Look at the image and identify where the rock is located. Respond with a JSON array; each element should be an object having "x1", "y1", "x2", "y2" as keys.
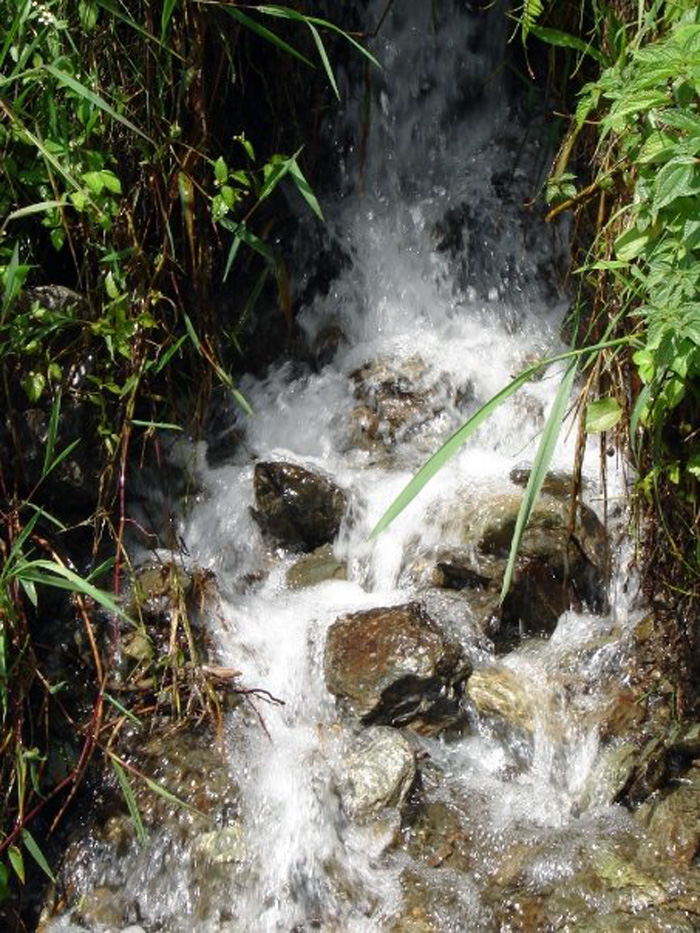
[
  {"x1": 445, "y1": 491, "x2": 609, "y2": 645},
  {"x1": 252, "y1": 461, "x2": 347, "y2": 551},
  {"x1": 465, "y1": 666, "x2": 534, "y2": 733},
  {"x1": 577, "y1": 743, "x2": 638, "y2": 812},
  {"x1": 667, "y1": 721, "x2": 700, "y2": 758},
  {"x1": 340, "y1": 727, "x2": 416, "y2": 819},
  {"x1": 193, "y1": 822, "x2": 246, "y2": 864},
  {"x1": 312, "y1": 323, "x2": 347, "y2": 368},
  {"x1": 324, "y1": 602, "x2": 470, "y2": 732},
  {"x1": 400, "y1": 800, "x2": 471, "y2": 873},
  {"x1": 597, "y1": 688, "x2": 647, "y2": 743},
  {"x1": 286, "y1": 544, "x2": 347, "y2": 589},
  {"x1": 132, "y1": 562, "x2": 192, "y2": 618},
  {"x1": 509, "y1": 468, "x2": 585, "y2": 498},
  {"x1": 77, "y1": 886, "x2": 125, "y2": 929},
  {"x1": 349, "y1": 357, "x2": 451, "y2": 455},
  {"x1": 636, "y1": 764, "x2": 700, "y2": 866},
  {"x1": 622, "y1": 736, "x2": 668, "y2": 805}
]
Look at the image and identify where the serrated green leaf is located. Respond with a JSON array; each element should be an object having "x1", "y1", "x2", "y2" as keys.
[
  {"x1": 614, "y1": 225, "x2": 657, "y2": 262},
  {"x1": 654, "y1": 158, "x2": 699, "y2": 211},
  {"x1": 23, "y1": 371, "x2": 46, "y2": 403},
  {"x1": 585, "y1": 396, "x2": 623, "y2": 433}
]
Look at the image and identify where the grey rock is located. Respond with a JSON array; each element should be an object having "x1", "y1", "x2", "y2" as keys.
[
  {"x1": 341, "y1": 727, "x2": 416, "y2": 818},
  {"x1": 286, "y1": 544, "x2": 347, "y2": 589}
]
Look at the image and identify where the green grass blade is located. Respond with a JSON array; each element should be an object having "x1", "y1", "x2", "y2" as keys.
[
  {"x1": 19, "y1": 559, "x2": 133, "y2": 623},
  {"x1": 161, "y1": 0, "x2": 179, "y2": 41},
  {"x1": 110, "y1": 758, "x2": 147, "y2": 846},
  {"x1": 289, "y1": 157, "x2": 324, "y2": 221},
  {"x1": 499, "y1": 359, "x2": 578, "y2": 603},
  {"x1": 0, "y1": 0, "x2": 30, "y2": 71},
  {"x1": 307, "y1": 22, "x2": 339, "y2": 99},
  {"x1": 44, "y1": 65, "x2": 152, "y2": 143},
  {"x1": 21, "y1": 829, "x2": 55, "y2": 882},
  {"x1": 41, "y1": 392, "x2": 62, "y2": 480},
  {"x1": 104, "y1": 692, "x2": 142, "y2": 725},
  {"x1": 370, "y1": 364, "x2": 542, "y2": 538},
  {"x1": 256, "y1": 6, "x2": 382, "y2": 69},
  {"x1": 4, "y1": 200, "x2": 66, "y2": 224},
  {"x1": 94, "y1": 0, "x2": 185, "y2": 58},
  {"x1": 223, "y1": 8, "x2": 314, "y2": 68}
]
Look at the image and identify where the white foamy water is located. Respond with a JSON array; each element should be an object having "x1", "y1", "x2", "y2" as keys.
[{"x1": 50, "y1": 3, "x2": 647, "y2": 931}]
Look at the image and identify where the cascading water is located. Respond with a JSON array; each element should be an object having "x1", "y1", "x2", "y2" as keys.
[{"x1": 47, "y1": 3, "x2": 699, "y2": 932}]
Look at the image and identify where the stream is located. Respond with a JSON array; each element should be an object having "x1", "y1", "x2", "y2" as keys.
[{"x1": 46, "y1": 2, "x2": 700, "y2": 931}]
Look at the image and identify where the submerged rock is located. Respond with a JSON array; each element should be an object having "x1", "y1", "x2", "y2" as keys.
[
  {"x1": 340, "y1": 727, "x2": 416, "y2": 819},
  {"x1": 252, "y1": 460, "x2": 347, "y2": 551},
  {"x1": 324, "y1": 602, "x2": 469, "y2": 732},
  {"x1": 286, "y1": 543, "x2": 347, "y2": 589}
]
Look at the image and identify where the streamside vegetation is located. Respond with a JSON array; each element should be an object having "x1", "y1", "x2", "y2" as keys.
[{"x1": 0, "y1": 0, "x2": 373, "y2": 917}]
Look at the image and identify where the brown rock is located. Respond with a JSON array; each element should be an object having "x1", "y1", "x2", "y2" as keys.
[{"x1": 324, "y1": 602, "x2": 469, "y2": 731}]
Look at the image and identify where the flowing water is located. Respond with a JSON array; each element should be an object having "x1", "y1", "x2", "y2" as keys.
[{"x1": 48, "y1": 3, "x2": 689, "y2": 932}]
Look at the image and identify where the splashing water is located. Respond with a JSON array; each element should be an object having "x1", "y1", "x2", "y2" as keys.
[{"x1": 51, "y1": 3, "x2": 661, "y2": 932}]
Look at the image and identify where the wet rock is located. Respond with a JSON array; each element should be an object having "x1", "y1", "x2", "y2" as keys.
[
  {"x1": 193, "y1": 822, "x2": 246, "y2": 864},
  {"x1": 312, "y1": 323, "x2": 347, "y2": 368},
  {"x1": 286, "y1": 544, "x2": 347, "y2": 589},
  {"x1": 636, "y1": 764, "x2": 700, "y2": 866},
  {"x1": 340, "y1": 727, "x2": 416, "y2": 819},
  {"x1": 131, "y1": 562, "x2": 192, "y2": 618},
  {"x1": 400, "y1": 800, "x2": 472, "y2": 873},
  {"x1": 509, "y1": 467, "x2": 583, "y2": 498},
  {"x1": 623, "y1": 736, "x2": 668, "y2": 805},
  {"x1": 446, "y1": 491, "x2": 609, "y2": 645},
  {"x1": 324, "y1": 602, "x2": 470, "y2": 732},
  {"x1": 577, "y1": 743, "x2": 639, "y2": 812},
  {"x1": 597, "y1": 688, "x2": 647, "y2": 743},
  {"x1": 465, "y1": 666, "x2": 534, "y2": 733},
  {"x1": 667, "y1": 721, "x2": 700, "y2": 758},
  {"x1": 349, "y1": 357, "x2": 452, "y2": 455},
  {"x1": 77, "y1": 885, "x2": 125, "y2": 929},
  {"x1": 252, "y1": 460, "x2": 347, "y2": 551}
]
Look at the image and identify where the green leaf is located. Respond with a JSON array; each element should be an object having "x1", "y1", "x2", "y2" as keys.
[
  {"x1": 653, "y1": 158, "x2": 699, "y2": 212},
  {"x1": 0, "y1": 863, "x2": 9, "y2": 902},
  {"x1": 585, "y1": 396, "x2": 623, "y2": 433},
  {"x1": 110, "y1": 758, "x2": 147, "y2": 846},
  {"x1": 614, "y1": 225, "x2": 658, "y2": 262},
  {"x1": 8, "y1": 847, "x2": 24, "y2": 884},
  {"x1": 500, "y1": 360, "x2": 578, "y2": 602},
  {"x1": 19, "y1": 559, "x2": 133, "y2": 623},
  {"x1": 289, "y1": 159, "x2": 324, "y2": 221},
  {"x1": 214, "y1": 156, "x2": 227, "y2": 185},
  {"x1": 223, "y1": 8, "x2": 313, "y2": 68},
  {"x1": 44, "y1": 66, "x2": 152, "y2": 143},
  {"x1": 160, "y1": 0, "x2": 178, "y2": 41},
  {"x1": 23, "y1": 371, "x2": 46, "y2": 403},
  {"x1": 307, "y1": 22, "x2": 339, "y2": 99},
  {"x1": 529, "y1": 26, "x2": 607, "y2": 64},
  {"x1": 104, "y1": 692, "x2": 142, "y2": 725},
  {"x1": 21, "y1": 830, "x2": 55, "y2": 882},
  {"x1": 256, "y1": 6, "x2": 382, "y2": 69}
]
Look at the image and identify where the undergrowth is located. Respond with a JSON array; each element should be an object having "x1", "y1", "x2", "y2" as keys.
[{"x1": 0, "y1": 0, "x2": 374, "y2": 913}]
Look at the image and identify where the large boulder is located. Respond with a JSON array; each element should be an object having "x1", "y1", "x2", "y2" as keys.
[
  {"x1": 252, "y1": 460, "x2": 347, "y2": 551},
  {"x1": 324, "y1": 602, "x2": 470, "y2": 732}
]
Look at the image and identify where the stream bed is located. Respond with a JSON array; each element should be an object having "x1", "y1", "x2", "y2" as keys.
[{"x1": 45, "y1": 2, "x2": 700, "y2": 931}]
